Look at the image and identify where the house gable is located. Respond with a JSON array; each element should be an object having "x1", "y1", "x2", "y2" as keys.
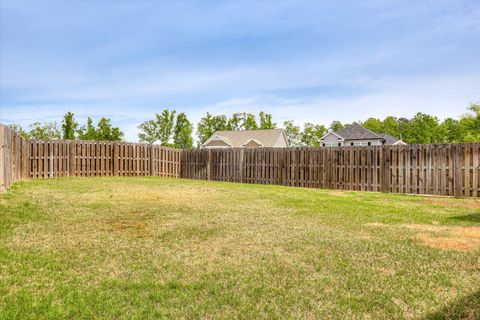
[
  {"x1": 201, "y1": 135, "x2": 232, "y2": 148},
  {"x1": 242, "y1": 138, "x2": 263, "y2": 148},
  {"x1": 319, "y1": 132, "x2": 344, "y2": 143},
  {"x1": 274, "y1": 131, "x2": 289, "y2": 147}
]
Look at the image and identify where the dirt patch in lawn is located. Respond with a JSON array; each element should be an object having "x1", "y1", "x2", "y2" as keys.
[
  {"x1": 373, "y1": 267, "x2": 396, "y2": 276},
  {"x1": 107, "y1": 220, "x2": 150, "y2": 238},
  {"x1": 415, "y1": 233, "x2": 478, "y2": 252},
  {"x1": 406, "y1": 224, "x2": 480, "y2": 252},
  {"x1": 366, "y1": 223, "x2": 480, "y2": 252},
  {"x1": 101, "y1": 211, "x2": 153, "y2": 239},
  {"x1": 329, "y1": 191, "x2": 348, "y2": 197},
  {"x1": 365, "y1": 222, "x2": 389, "y2": 228}
]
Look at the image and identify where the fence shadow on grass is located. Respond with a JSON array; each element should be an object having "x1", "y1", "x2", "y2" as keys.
[
  {"x1": 449, "y1": 213, "x2": 480, "y2": 223},
  {"x1": 422, "y1": 289, "x2": 480, "y2": 320}
]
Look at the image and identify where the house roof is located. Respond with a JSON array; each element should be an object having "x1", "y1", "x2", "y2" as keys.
[
  {"x1": 335, "y1": 124, "x2": 382, "y2": 140},
  {"x1": 202, "y1": 129, "x2": 286, "y2": 148},
  {"x1": 377, "y1": 133, "x2": 403, "y2": 145}
]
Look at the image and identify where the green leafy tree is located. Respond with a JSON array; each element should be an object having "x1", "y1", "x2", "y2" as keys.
[
  {"x1": 156, "y1": 110, "x2": 176, "y2": 146},
  {"x1": 61, "y1": 112, "x2": 78, "y2": 140},
  {"x1": 173, "y1": 112, "x2": 193, "y2": 149},
  {"x1": 301, "y1": 123, "x2": 327, "y2": 147},
  {"x1": 227, "y1": 113, "x2": 244, "y2": 131},
  {"x1": 440, "y1": 118, "x2": 461, "y2": 143},
  {"x1": 7, "y1": 124, "x2": 29, "y2": 139},
  {"x1": 138, "y1": 120, "x2": 158, "y2": 144},
  {"x1": 96, "y1": 118, "x2": 123, "y2": 141},
  {"x1": 403, "y1": 113, "x2": 442, "y2": 144},
  {"x1": 382, "y1": 116, "x2": 401, "y2": 138},
  {"x1": 227, "y1": 112, "x2": 258, "y2": 130},
  {"x1": 259, "y1": 111, "x2": 276, "y2": 129},
  {"x1": 396, "y1": 117, "x2": 410, "y2": 142},
  {"x1": 432, "y1": 123, "x2": 448, "y2": 144},
  {"x1": 77, "y1": 117, "x2": 123, "y2": 141},
  {"x1": 283, "y1": 120, "x2": 301, "y2": 147},
  {"x1": 362, "y1": 118, "x2": 383, "y2": 133},
  {"x1": 458, "y1": 103, "x2": 480, "y2": 142},
  {"x1": 329, "y1": 121, "x2": 343, "y2": 132},
  {"x1": 197, "y1": 113, "x2": 228, "y2": 145},
  {"x1": 77, "y1": 117, "x2": 98, "y2": 140},
  {"x1": 28, "y1": 122, "x2": 61, "y2": 140},
  {"x1": 242, "y1": 113, "x2": 258, "y2": 130}
]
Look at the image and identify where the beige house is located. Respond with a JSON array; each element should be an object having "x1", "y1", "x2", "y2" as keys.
[
  {"x1": 201, "y1": 129, "x2": 289, "y2": 149},
  {"x1": 319, "y1": 124, "x2": 407, "y2": 147}
]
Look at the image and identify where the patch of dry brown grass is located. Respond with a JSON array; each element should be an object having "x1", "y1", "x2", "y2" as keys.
[{"x1": 366, "y1": 223, "x2": 480, "y2": 252}]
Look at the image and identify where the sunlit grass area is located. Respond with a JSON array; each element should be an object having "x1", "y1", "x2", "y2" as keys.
[{"x1": 1, "y1": 177, "x2": 479, "y2": 319}]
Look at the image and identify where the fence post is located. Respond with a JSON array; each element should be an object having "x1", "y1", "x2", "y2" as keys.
[
  {"x1": 177, "y1": 149, "x2": 182, "y2": 178},
  {"x1": 277, "y1": 149, "x2": 281, "y2": 185},
  {"x1": 69, "y1": 141, "x2": 76, "y2": 177},
  {"x1": 149, "y1": 144, "x2": 154, "y2": 176},
  {"x1": 473, "y1": 143, "x2": 479, "y2": 198},
  {"x1": 21, "y1": 137, "x2": 28, "y2": 179},
  {"x1": 383, "y1": 146, "x2": 391, "y2": 193},
  {"x1": 48, "y1": 141, "x2": 54, "y2": 178},
  {"x1": 453, "y1": 144, "x2": 463, "y2": 197},
  {"x1": 0, "y1": 125, "x2": 5, "y2": 191},
  {"x1": 113, "y1": 142, "x2": 118, "y2": 176},
  {"x1": 239, "y1": 148, "x2": 245, "y2": 183},
  {"x1": 207, "y1": 149, "x2": 212, "y2": 181}
]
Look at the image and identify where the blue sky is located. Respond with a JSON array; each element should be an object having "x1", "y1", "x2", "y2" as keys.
[{"x1": 0, "y1": 0, "x2": 479, "y2": 141}]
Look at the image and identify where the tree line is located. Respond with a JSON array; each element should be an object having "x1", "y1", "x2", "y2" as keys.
[
  {"x1": 7, "y1": 103, "x2": 480, "y2": 147},
  {"x1": 9, "y1": 113, "x2": 123, "y2": 141}
]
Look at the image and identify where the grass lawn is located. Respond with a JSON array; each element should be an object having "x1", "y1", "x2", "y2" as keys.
[{"x1": 1, "y1": 177, "x2": 479, "y2": 319}]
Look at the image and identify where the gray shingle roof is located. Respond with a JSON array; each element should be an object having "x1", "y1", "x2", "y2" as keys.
[
  {"x1": 335, "y1": 124, "x2": 381, "y2": 140},
  {"x1": 377, "y1": 133, "x2": 402, "y2": 145}
]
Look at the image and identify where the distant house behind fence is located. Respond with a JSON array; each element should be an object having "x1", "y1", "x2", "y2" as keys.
[
  {"x1": 319, "y1": 124, "x2": 407, "y2": 147},
  {"x1": 201, "y1": 129, "x2": 289, "y2": 149}
]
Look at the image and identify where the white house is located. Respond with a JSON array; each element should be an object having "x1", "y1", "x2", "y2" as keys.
[{"x1": 319, "y1": 124, "x2": 407, "y2": 147}]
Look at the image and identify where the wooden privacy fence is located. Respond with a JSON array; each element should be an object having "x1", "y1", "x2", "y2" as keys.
[
  {"x1": 181, "y1": 145, "x2": 480, "y2": 197},
  {"x1": 28, "y1": 140, "x2": 181, "y2": 178},
  {"x1": 0, "y1": 123, "x2": 181, "y2": 191},
  {"x1": 0, "y1": 125, "x2": 29, "y2": 190},
  {"x1": 1, "y1": 124, "x2": 479, "y2": 197}
]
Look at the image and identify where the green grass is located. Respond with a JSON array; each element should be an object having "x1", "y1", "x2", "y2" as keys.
[{"x1": 1, "y1": 177, "x2": 479, "y2": 319}]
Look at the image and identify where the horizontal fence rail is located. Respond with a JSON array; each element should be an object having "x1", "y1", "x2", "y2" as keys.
[
  {"x1": 181, "y1": 145, "x2": 480, "y2": 197},
  {"x1": 1, "y1": 124, "x2": 479, "y2": 197}
]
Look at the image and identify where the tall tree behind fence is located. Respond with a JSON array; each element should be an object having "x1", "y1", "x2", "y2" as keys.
[
  {"x1": 1, "y1": 124, "x2": 479, "y2": 197},
  {"x1": 181, "y1": 145, "x2": 480, "y2": 197}
]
